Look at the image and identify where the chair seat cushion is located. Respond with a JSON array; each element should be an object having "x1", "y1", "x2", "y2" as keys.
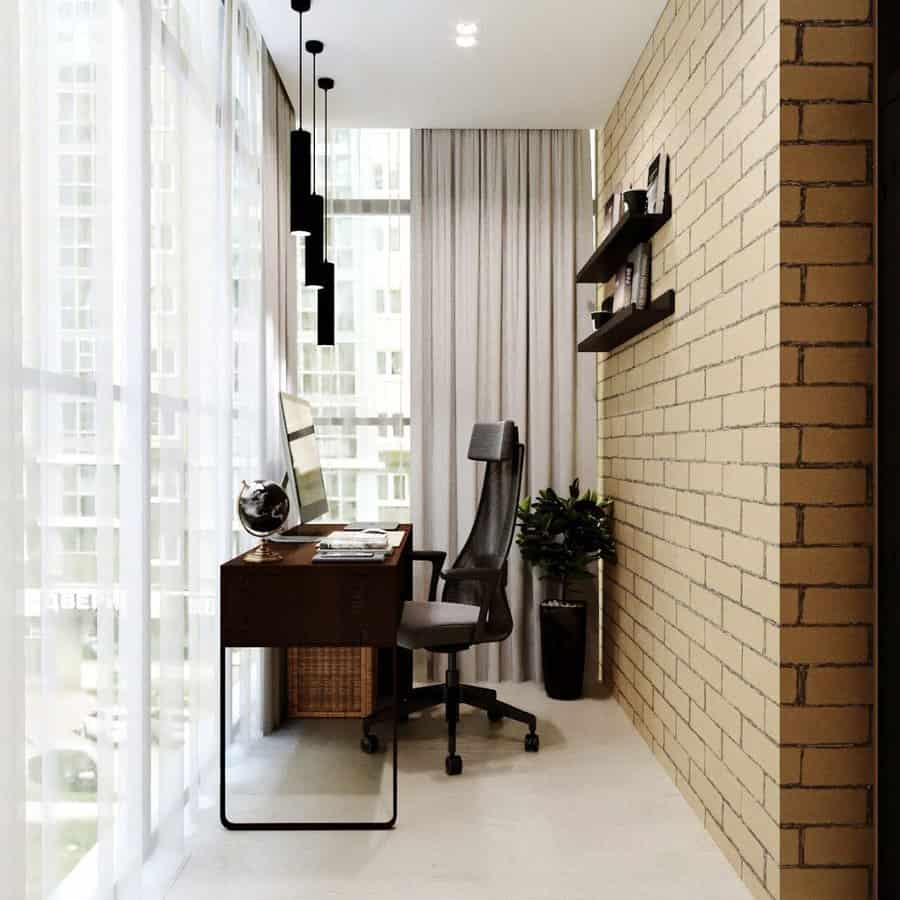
[{"x1": 397, "y1": 601, "x2": 480, "y2": 650}]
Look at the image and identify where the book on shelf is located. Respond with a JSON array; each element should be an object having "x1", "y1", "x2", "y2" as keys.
[
  {"x1": 613, "y1": 242, "x2": 651, "y2": 312},
  {"x1": 627, "y1": 242, "x2": 651, "y2": 309},
  {"x1": 638, "y1": 245, "x2": 651, "y2": 308},
  {"x1": 612, "y1": 267, "x2": 627, "y2": 312}
]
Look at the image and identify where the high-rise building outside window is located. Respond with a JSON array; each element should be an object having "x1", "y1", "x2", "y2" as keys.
[{"x1": 297, "y1": 129, "x2": 411, "y2": 523}]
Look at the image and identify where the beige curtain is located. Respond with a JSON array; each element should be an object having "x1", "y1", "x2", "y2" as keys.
[
  {"x1": 411, "y1": 129, "x2": 596, "y2": 684},
  {"x1": 260, "y1": 51, "x2": 297, "y2": 732}
]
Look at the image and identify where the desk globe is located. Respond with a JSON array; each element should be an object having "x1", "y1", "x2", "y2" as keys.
[{"x1": 237, "y1": 479, "x2": 291, "y2": 563}]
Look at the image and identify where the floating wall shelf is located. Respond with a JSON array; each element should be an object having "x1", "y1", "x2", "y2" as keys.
[
  {"x1": 576, "y1": 196, "x2": 672, "y2": 285},
  {"x1": 578, "y1": 290, "x2": 675, "y2": 353}
]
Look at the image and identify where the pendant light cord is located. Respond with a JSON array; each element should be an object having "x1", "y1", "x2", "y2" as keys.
[
  {"x1": 312, "y1": 52, "x2": 317, "y2": 194},
  {"x1": 324, "y1": 87, "x2": 328, "y2": 206},
  {"x1": 298, "y1": 12, "x2": 303, "y2": 126}
]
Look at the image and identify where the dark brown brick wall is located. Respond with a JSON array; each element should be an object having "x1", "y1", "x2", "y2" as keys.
[{"x1": 780, "y1": 1, "x2": 875, "y2": 897}]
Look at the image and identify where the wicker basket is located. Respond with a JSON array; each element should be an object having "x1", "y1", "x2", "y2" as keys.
[{"x1": 286, "y1": 646, "x2": 375, "y2": 718}]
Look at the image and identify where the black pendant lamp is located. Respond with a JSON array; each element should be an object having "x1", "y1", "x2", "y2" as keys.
[
  {"x1": 289, "y1": 0, "x2": 313, "y2": 236},
  {"x1": 303, "y1": 39, "x2": 326, "y2": 291},
  {"x1": 316, "y1": 75, "x2": 335, "y2": 346}
]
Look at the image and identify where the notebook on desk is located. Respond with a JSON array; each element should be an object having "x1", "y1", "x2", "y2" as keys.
[
  {"x1": 311, "y1": 530, "x2": 406, "y2": 563},
  {"x1": 317, "y1": 530, "x2": 406, "y2": 550},
  {"x1": 319, "y1": 530, "x2": 388, "y2": 550},
  {"x1": 312, "y1": 549, "x2": 388, "y2": 563}
]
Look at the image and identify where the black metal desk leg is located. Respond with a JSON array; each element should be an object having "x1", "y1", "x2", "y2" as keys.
[
  {"x1": 220, "y1": 643, "x2": 398, "y2": 831},
  {"x1": 390, "y1": 643, "x2": 398, "y2": 826},
  {"x1": 219, "y1": 642, "x2": 230, "y2": 829}
]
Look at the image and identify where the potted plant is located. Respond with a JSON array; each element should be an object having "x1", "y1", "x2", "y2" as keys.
[{"x1": 516, "y1": 479, "x2": 616, "y2": 700}]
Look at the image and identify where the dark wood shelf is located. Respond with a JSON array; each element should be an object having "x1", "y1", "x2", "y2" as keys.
[
  {"x1": 576, "y1": 196, "x2": 672, "y2": 284},
  {"x1": 578, "y1": 291, "x2": 675, "y2": 353}
]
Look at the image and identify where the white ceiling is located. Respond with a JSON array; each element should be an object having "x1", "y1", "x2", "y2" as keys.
[{"x1": 250, "y1": 0, "x2": 668, "y2": 129}]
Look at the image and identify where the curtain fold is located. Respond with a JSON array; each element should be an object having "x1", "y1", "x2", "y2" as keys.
[
  {"x1": 5, "y1": 0, "x2": 283, "y2": 896},
  {"x1": 259, "y1": 51, "x2": 297, "y2": 735},
  {"x1": 1, "y1": 2, "x2": 25, "y2": 893},
  {"x1": 412, "y1": 129, "x2": 596, "y2": 684}
]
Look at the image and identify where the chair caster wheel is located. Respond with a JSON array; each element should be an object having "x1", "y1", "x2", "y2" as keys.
[
  {"x1": 360, "y1": 733, "x2": 379, "y2": 754},
  {"x1": 445, "y1": 754, "x2": 463, "y2": 776},
  {"x1": 524, "y1": 732, "x2": 540, "y2": 753},
  {"x1": 487, "y1": 709, "x2": 503, "y2": 723}
]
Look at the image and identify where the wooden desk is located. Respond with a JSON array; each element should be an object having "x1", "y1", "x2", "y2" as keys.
[{"x1": 219, "y1": 524, "x2": 413, "y2": 830}]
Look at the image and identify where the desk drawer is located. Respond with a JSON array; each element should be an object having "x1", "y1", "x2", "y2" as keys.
[
  {"x1": 221, "y1": 568, "x2": 404, "y2": 647},
  {"x1": 286, "y1": 646, "x2": 375, "y2": 718}
]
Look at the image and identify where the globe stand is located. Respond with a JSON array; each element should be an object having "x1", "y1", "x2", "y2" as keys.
[
  {"x1": 237, "y1": 479, "x2": 291, "y2": 563},
  {"x1": 243, "y1": 538, "x2": 283, "y2": 564}
]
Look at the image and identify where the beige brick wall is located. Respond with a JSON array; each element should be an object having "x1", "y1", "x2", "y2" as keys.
[
  {"x1": 595, "y1": 1, "x2": 877, "y2": 898},
  {"x1": 596, "y1": 1, "x2": 782, "y2": 896},
  {"x1": 779, "y1": 2, "x2": 875, "y2": 898}
]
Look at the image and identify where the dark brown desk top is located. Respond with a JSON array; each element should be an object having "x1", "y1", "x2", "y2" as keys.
[
  {"x1": 220, "y1": 524, "x2": 413, "y2": 648},
  {"x1": 222, "y1": 523, "x2": 411, "y2": 570}
]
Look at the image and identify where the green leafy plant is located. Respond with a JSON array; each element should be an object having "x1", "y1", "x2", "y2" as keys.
[{"x1": 515, "y1": 479, "x2": 616, "y2": 605}]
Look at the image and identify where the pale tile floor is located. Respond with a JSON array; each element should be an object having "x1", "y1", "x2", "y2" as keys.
[{"x1": 167, "y1": 683, "x2": 750, "y2": 900}]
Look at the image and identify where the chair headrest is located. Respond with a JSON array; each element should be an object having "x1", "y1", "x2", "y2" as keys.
[{"x1": 468, "y1": 421, "x2": 518, "y2": 461}]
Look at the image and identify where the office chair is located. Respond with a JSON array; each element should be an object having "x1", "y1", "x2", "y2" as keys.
[{"x1": 361, "y1": 421, "x2": 538, "y2": 775}]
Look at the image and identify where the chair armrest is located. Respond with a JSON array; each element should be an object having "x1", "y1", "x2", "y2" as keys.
[
  {"x1": 441, "y1": 567, "x2": 500, "y2": 583},
  {"x1": 441, "y1": 568, "x2": 503, "y2": 640},
  {"x1": 411, "y1": 550, "x2": 447, "y2": 603}
]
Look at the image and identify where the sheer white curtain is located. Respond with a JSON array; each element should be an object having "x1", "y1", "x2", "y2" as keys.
[
  {"x1": 4, "y1": 1, "x2": 271, "y2": 897},
  {"x1": 411, "y1": 129, "x2": 596, "y2": 684},
  {"x1": 259, "y1": 51, "x2": 297, "y2": 735},
  {"x1": 1, "y1": 5, "x2": 26, "y2": 895},
  {"x1": 227, "y1": 0, "x2": 267, "y2": 748}
]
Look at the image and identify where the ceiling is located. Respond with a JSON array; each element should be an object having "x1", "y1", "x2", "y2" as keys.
[{"x1": 250, "y1": 0, "x2": 668, "y2": 129}]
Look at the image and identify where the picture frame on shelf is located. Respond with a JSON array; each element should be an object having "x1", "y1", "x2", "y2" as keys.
[
  {"x1": 600, "y1": 188, "x2": 622, "y2": 241},
  {"x1": 646, "y1": 150, "x2": 669, "y2": 215}
]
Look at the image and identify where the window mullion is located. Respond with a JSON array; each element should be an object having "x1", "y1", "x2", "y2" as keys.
[{"x1": 118, "y1": 0, "x2": 153, "y2": 872}]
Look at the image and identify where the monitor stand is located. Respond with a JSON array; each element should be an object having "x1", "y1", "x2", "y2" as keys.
[
  {"x1": 269, "y1": 533, "x2": 319, "y2": 544},
  {"x1": 270, "y1": 523, "x2": 329, "y2": 544},
  {"x1": 345, "y1": 521, "x2": 399, "y2": 532}
]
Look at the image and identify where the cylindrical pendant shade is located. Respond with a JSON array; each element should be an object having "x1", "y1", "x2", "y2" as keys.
[
  {"x1": 303, "y1": 193, "x2": 325, "y2": 290},
  {"x1": 315, "y1": 74, "x2": 335, "y2": 345},
  {"x1": 316, "y1": 262, "x2": 335, "y2": 346},
  {"x1": 290, "y1": 129, "x2": 313, "y2": 236}
]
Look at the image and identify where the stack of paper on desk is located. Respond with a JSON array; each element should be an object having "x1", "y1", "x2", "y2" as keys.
[{"x1": 318, "y1": 531, "x2": 389, "y2": 550}]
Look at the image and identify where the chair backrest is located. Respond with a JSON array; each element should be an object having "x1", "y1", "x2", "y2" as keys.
[{"x1": 445, "y1": 421, "x2": 525, "y2": 643}]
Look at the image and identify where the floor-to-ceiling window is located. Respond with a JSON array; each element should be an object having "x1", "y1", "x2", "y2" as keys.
[
  {"x1": 297, "y1": 129, "x2": 411, "y2": 523},
  {"x1": 10, "y1": 1, "x2": 266, "y2": 897}
]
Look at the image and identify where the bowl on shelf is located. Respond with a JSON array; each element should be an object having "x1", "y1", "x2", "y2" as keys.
[
  {"x1": 623, "y1": 189, "x2": 648, "y2": 216},
  {"x1": 591, "y1": 309, "x2": 614, "y2": 329}
]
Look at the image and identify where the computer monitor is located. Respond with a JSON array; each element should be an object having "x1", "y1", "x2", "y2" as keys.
[{"x1": 279, "y1": 392, "x2": 329, "y2": 525}]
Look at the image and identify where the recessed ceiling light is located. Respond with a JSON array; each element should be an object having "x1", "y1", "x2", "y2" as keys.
[
  {"x1": 455, "y1": 34, "x2": 478, "y2": 48},
  {"x1": 456, "y1": 21, "x2": 478, "y2": 36}
]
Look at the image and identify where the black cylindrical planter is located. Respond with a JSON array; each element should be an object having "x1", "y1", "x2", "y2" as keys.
[{"x1": 540, "y1": 600, "x2": 586, "y2": 700}]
